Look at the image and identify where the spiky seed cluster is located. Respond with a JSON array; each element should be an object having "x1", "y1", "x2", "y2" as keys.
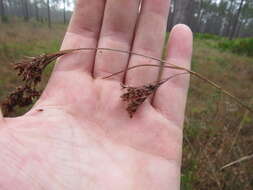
[
  {"x1": 14, "y1": 54, "x2": 46, "y2": 85},
  {"x1": 121, "y1": 84, "x2": 160, "y2": 118},
  {"x1": 1, "y1": 85, "x2": 40, "y2": 116},
  {"x1": 14, "y1": 53, "x2": 65, "y2": 85},
  {"x1": 2, "y1": 52, "x2": 66, "y2": 116}
]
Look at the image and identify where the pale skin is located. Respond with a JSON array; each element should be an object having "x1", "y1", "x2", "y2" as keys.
[{"x1": 0, "y1": 0, "x2": 193, "y2": 189}]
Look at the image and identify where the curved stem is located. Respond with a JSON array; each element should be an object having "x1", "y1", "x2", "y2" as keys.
[
  {"x1": 102, "y1": 64, "x2": 252, "y2": 113},
  {"x1": 30, "y1": 47, "x2": 253, "y2": 113}
]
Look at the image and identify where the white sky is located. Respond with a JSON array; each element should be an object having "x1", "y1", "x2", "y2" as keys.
[{"x1": 58, "y1": 1, "x2": 75, "y2": 11}]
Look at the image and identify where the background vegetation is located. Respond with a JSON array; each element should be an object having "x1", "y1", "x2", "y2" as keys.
[
  {"x1": 170, "y1": 0, "x2": 253, "y2": 39},
  {"x1": 1, "y1": 0, "x2": 253, "y2": 38},
  {"x1": 0, "y1": 0, "x2": 253, "y2": 189}
]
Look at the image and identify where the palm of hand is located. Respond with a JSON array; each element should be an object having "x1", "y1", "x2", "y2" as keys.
[
  {"x1": 2, "y1": 73, "x2": 181, "y2": 189},
  {"x1": 0, "y1": 0, "x2": 192, "y2": 189}
]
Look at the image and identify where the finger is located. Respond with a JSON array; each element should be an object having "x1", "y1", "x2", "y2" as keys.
[
  {"x1": 153, "y1": 24, "x2": 193, "y2": 127},
  {"x1": 126, "y1": 0, "x2": 170, "y2": 86},
  {"x1": 94, "y1": 0, "x2": 141, "y2": 80},
  {"x1": 53, "y1": 0, "x2": 106, "y2": 74},
  {"x1": 38, "y1": 0, "x2": 106, "y2": 107}
]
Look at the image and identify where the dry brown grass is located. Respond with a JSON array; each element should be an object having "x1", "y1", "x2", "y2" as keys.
[{"x1": 182, "y1": 38, "x2": 253, "y2": 189}]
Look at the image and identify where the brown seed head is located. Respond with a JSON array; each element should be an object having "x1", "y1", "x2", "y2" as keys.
[
  {"x1": 121, "y1": 83, "x2": 160, "y2": 118},
  {"x1": 14, "y1": 53, "x2": 64, "y2": 86}
]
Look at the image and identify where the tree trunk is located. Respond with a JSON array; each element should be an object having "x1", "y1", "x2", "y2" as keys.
[
  {"x1": 187, "y1": 1, "x2": 195, "y2": 30},
  {"x1": 235, "y1": 20, "x2": 242, "y2": 38},
  {"x1": 63, "y1": 0, "x2": 66, "y2": 24},
  {"x1": 47, "y1": 0, "x2": 51, "y2": 28},
  {"x1": 167, "y1": 0, "x2": 174, "y2": 32},
  {"x1": 172, "y1": 0, "x2": 192, "y2": 26},
  {"x1": 167, "y1": 11, "x2": 174, "y2": 32},
  {"x1": 22, "y1": 0, "x2": 30, "y2": 21},
  {"x1": 196, "y1": 0, "x2": 203, "y2": 32},
  {"x1": 229, "y1": 0, "x2": 244, "y2": 40},
  {"x1": 0, "y1": 0, "x2": 7, "y2": 22},
  {"x1": 235, "y1": 16, "x2": 248, "y2": 38},
  {"x1": 34, "y1": 0, "x2": 39, "y2": 21}
]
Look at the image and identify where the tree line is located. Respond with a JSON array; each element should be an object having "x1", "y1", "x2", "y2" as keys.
[
  {"x1": 169, "y1": 0, "x2": 253, "y2": 39},
  {"x1": 0, "y1": 0, "x2": 253, "y2": 38},
  {"x1": 0, "y1": 0, "x2": 72, "y2": 28}
]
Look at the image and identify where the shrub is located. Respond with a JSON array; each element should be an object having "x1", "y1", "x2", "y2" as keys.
[
  {"x1": 195, "y1": 33, "x2": 223, "y2": 41},
  {"x1": 218, "y1": 38, "x2": 253, "y2": 57}
]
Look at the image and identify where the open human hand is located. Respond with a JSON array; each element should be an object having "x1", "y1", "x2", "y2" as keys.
[{"x1": 0, "y1": 0, "x2": 192, "y2": 189}]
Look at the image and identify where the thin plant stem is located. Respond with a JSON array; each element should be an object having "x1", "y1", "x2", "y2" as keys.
[
  {"x1": 102, "y1": 64, "x2": 252, "y2": 113},
  {"x1": 43, "y1": 47, "x2": 252, "y2": 112},
  {"x1": 229, "y1": 97, "x2": 253, "y2": 153},
  {"x1": 220, "y1": 154, "x2": 253, "y2": 170},
  {"x1": 2, "y1": 47, "x2": 253, "y2": 116},
  {"x1": 51, "y1": 47, "x2": 252, "y2": 112}
]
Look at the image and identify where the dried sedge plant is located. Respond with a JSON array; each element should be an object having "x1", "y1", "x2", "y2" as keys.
[
  {"x1": 1, "y1": 47, "x2": 252, "y2": 117},
  {"x1": 1, "y1": 50, "x2": 72, "y2": 116},
  {"x1": 1, "y1": 85, "x2": 40, "y2": 115},
  {"x1": 121, "y1": 73, "x2": 187, "y2": 117},
  {"x1": 14, "y1": 53, "x2": 66, "y2": 85}
]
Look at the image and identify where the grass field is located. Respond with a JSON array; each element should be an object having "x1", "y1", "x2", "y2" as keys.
[{"x1": 0, "y1": 21, "x2": 253, "y2": 189}]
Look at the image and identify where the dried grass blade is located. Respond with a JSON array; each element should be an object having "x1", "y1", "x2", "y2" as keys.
[{"x1": 220, "y1": 154, "x2": 253, "y2": 170}]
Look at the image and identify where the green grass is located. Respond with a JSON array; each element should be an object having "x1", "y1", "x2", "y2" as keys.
[
  {"x1": 0, "y1": 22, "x2": 253, "y2": 189},
  {"x1": 0, "y1": 21, "x2": 65, "y2": 107},
  {"x1": 218, "y1": 37, "x2": 253, "y2": 57}
]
